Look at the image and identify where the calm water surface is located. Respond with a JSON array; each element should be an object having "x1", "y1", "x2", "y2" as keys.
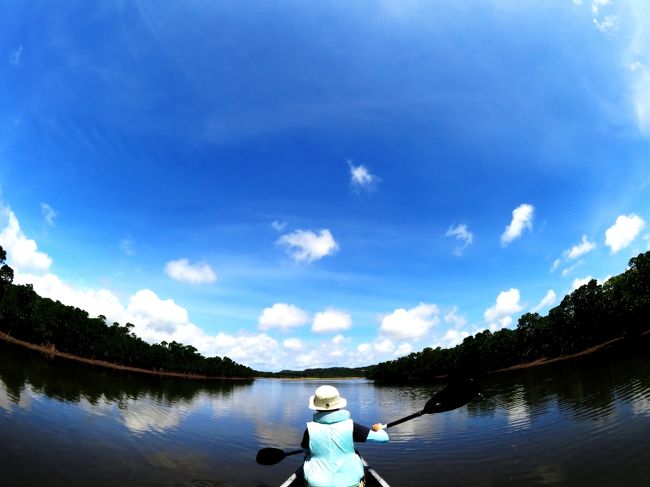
[{"x1": 1, "y1": 337, "x2": 649, "y2": 486}]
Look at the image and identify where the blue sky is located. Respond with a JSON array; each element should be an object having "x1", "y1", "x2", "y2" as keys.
[{"x1": 1, "y1": 1, "x2": 650, "y2": 371}]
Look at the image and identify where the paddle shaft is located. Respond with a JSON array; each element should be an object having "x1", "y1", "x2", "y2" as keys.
[
  {"x1": 385, "y1": 409, "x2": 425, "y2": 428},
  {"x1": 285, "y1": 449, "x2": 304, "y2": 458}
]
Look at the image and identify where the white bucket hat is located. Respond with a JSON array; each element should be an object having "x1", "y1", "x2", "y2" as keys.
[{"x1": 309, "y1": 385, "x2": 347, "y2": 411}]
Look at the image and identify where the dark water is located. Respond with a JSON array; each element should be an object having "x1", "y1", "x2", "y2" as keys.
[{"x1": 1, "y1": 337, "x2": 649, "y2": 487}]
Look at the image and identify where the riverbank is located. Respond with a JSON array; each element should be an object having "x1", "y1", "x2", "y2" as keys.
[
  {"x1": 489, "y1": 331, "x2": 649, "y2": 375},
  {"x1": 0, "y1": 331, "x2": 252, "y2": 381}
]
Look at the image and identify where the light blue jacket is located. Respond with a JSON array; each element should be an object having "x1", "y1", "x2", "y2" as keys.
[{"x1": 303, "y1": 410, "x2": 388, "y2": 487}]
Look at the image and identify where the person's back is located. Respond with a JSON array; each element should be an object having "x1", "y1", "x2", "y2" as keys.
[{"x1": 302, "y1": 385, "x2": 388, "y2": 487}]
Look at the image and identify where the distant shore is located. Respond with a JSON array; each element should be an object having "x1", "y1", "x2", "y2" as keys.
[
  {"x1": 0, "y1": 331, "x2": 252, "y2": 381},
  {"x1": 260, "y1": 333, "x2": 648, "y2": 381},
  {"x1": 2, "y1": 329, "x2": 646, "y2": 382}
]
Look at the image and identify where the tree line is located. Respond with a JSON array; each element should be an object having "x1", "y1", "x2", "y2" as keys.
[
  {"x1": 368, "y1": 251, "x2": 650, "y2": 382},
  {"x1": 0, "y1": 246, "x2": 254, "y2": 379},
  {"x1": 258, "y1": 366, "x2": 375, "y2": 379}
]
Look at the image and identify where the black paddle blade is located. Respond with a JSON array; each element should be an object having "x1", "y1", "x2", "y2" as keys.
[
  {"x1": 423, "y1": 378, "x2": 481, "y2": 414},
  {"x1": 256, "y1": 447, "x2": 286, "y2": 466}
]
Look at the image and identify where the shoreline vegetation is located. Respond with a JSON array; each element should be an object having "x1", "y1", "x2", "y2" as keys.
[
  {"x1": 0, "y1": 329, "x2": 644, "y2": 382},
  {"x1": 367, "y1": 251, "x2": 650, "y2": 382},
  {"x1": 0, "y1": 245, "x2": 254, "y2": 380},
  {"x1": 1, "y1": 245, "x2": 649, "y2": 382},
  {"x1": 0, "y1": 331, "x2": 251, "y2": 381}
]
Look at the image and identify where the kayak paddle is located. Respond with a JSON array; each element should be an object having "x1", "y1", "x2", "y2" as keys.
[
  {"x1": 384, "y1": 378, "x2": 481, "y2": 428},
  {"x1": 256, "y1": 447, "x2": 304, "y2": 466}
]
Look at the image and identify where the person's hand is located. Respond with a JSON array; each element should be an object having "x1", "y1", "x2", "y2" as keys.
[{"x1": 371, "y1": 423, "x2": 384, "y2": 432}]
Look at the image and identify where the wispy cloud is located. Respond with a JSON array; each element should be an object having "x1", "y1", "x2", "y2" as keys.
[
  {"x1": 561, "y1": 260, "x2": 583, "y2": 277},
  {"x1": 277, "y1": 228, "x2": 338, "y2": 262},
  {"x1": 564, "y1": 235, "x2": 596, "y2": 259},
  {"x1": 271, "y1": 220, "x2": 287, "y2": 231},
  {"x1": 444, "y1": 306, "x2": 468, "y2": 329},
  {"x1": 347, "y1": 160, "x2": 379, "y2": 192},
  {"x1": 445, "y1": 224, "x2": 473, "y2": 256},
  {"x1": 164, "y1": 258, "x2": 217, "y2": 284},
  {"x1": 40, "y1": 202, "x2": 58, "y2": 227},
  {"x1": 9, "y1": 46, "x2": 22, "y2": 66},
  {"x1": 120, "y1": 237, "x2": 136, "y2": 256},
  {"x1": 604, "y1": 213, "x2": 646, "y2": 253},
  {"x1": 531, "y1": 289, "x2": 557, "y2": 313},
  {"x1": 501, "y1": 204, "x2": 534, "y2": 246}
]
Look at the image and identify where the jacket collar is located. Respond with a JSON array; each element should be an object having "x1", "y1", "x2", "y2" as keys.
[{"x1": 312, "y1": 409, "x2": 350, "y2": 424}]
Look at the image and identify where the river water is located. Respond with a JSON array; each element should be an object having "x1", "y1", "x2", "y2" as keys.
[{"x1": 0, "y1": 337, "x2": 649, "y2": 486}]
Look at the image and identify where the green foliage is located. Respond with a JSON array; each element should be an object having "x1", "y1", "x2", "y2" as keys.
[
  {"x1": 368, "y1": 251, "x2": 650, "y2": 382},
  {"x1": 0, "y1": 246, "x2": 254, "y2": 379},
  {"x1": 259, "y1": 366, "x2": 373, "y2": 379}
]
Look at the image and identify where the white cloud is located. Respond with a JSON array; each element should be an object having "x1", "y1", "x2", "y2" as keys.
[
  {"x1": 484, "y1": 288, "x2": 523, "y2": 329},
  {"x1": 572, "y1": 276, "x2": 593, "y2": 291},
  {"x1": 531, "y1": 290, "x2": 557, "y2": 314},
  {"x1": 258, "y1": 303, "x2": 309, "y2": 331},
  {"x1": 394, "y1": 343, "x2": 412, "y2": 357},
  {"x1": 380, "y1": 303, "x2": 439, "y2": 340},
  {"x1": 9, "y1": 46, "x2": 22, "y2": 66},
  {"x1": 589, "y1": 0, "x2": 617, "y2": 34},
  {"x1": 120, "y1": 237, "x2": 135, "y2": 256},
  {"x1": 164, "y1": 258, "x2": 217, "y2": 284},
  {"x1": 561, "y1": 260, "x2": 583, "y2": 277},
  {"x1": 444, "y1": 306, "x2": 467, "y2": 329},
  {"x1": 630, "y1": 62, "x2": 650, "y2": 135},
  {"x1": 357, "y1": 343, "x2": 371, "y2": 354},
  {"x1": 604, "y1": 214, "x2": 646, "y2": 253},
  {"x1": 40, "y1": 203, "x2": 58, "y2": 227},
  {"x1": 282, "y1": 338, "x2": 303, "y2": 350},
  {"x1": 622, "y1": 1, "x2": 650, "y2": 135},
  {"x1": 551, "y1": 258, "x2": 561, "y2": 272},
  {"x1": 127, "y1": 289, "x2": 190, "y2": 333},
  {"x1": 445, "y1": 224, "x2": 474, "y2": 256},
  {"x1": 271, "y1": 220, "x2": 287, "y2": 231},
  {"x1": 0, "y1": 206, "x2": 52, "y2": 272},
  {"x1": 565, "y1": 235, "x2": 596, "y2": 259},
  {"x1": 312, "y1": 308, "x2": 352, "y2": 333},
  {"x1": 348, "y1": 160, "x2": 379, "y2": 191},
  {"x1": 331, "y1": 334, "x2": 345, "y2": 345},
  {"x1": 439, "y1": 328, "x2": 470, "y2": 348},
  {"x1": 277, "y1": 229, "x2": 338, "y2": 263},
  {"x1": 372, "y1": 336, "x2": 395, "y2": 354},
  {"x1": 594, "y1": 15, "x2": 618, "y2": 34},
  {"x1": 501, "y1": 204, "x2": 534, "y2": 246},
  {"x1": 591, "y1": 0, "x2": 610, "y2": 16}
]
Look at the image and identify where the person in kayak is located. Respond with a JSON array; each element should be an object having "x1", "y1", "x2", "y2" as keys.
[{"x1": 301, "y1": 385, "x2": 389, "y2": 487}]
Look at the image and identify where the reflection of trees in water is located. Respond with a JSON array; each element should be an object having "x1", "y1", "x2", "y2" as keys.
[
  {"x1": 465, "y1": 335, "x2": 650, "y2": 423},
  {"x1": 0, "y1": 340, "x2": 252, "y2": 412}
]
